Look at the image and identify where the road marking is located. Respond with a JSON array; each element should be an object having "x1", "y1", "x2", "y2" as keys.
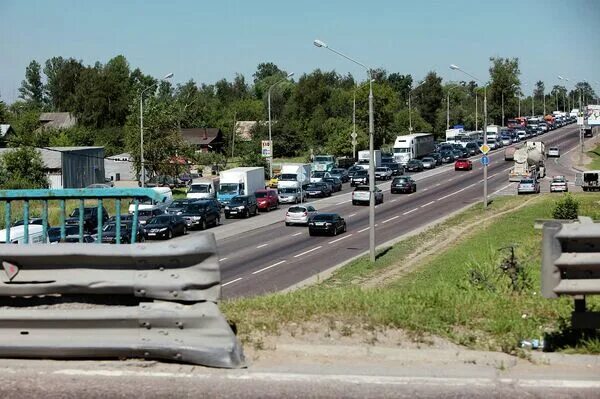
[
  {"x1": 390, "y1": 199, "x2": 397, "y2": 203},
  {"x1": 403, "y1": 208, "x2": 418, "y2": 215},
  {"x1": 488, "y1": 173, "x2": 499, "y2": 178},
  {"x1": 219, "y1": 258, "x2": 228, "y2": 262},
  {"x1": 421, "y1": 201, "x2": 435, "y2": 208},
  {"x1": 293, "y1": 246, "x2": 322, "y2": 258},
  {"x1": 256, "y1": 243, "x2": 268, "y2": 249},
  {"x1": 222, "y1": 277, "x2": 242, "y2": 287},
  {"x1": 328, "y1": 234, "x2": 352, "y2": 244},
  {"x1": 357, "y1": 227, "x2": 370, "y2": 233},
  {"x1": 291, "y1": 232, "x2": 303, "y2": 237},
  {"x1": 336, "y1": 200, "x2": 349, "y2": 205},
  {"x1": 252, "y1": 260, "x2": 286, "y2": 275},
  {"x1": 382, "y1": 215, "x2": 399, "y2": 224},
  {"x1": 491, "y1": 182, "x2": 515, "y2": 196},
  {"x1": 422, "y1": 188, "x2": 429, "y2": 192},
  {"x1": 435, "y1": 183, "x2": 441, "y2": 187},
  {"x1": 437, "y1": 187, "x2": 468, "y2": 201},
  {"x1": 348, "y1": 213, "x2": 357, "y2": 217},
  {"x1": 448, "y1": 178, "x2": 454, "y2": 182}
]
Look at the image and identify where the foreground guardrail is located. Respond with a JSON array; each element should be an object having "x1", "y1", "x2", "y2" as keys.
[{"x1": 0, "y1": 235, "x2": 245, "y2": 367}]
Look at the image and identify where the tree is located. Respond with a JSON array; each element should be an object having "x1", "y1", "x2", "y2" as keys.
[
  {"x1": 387, "y1": 73, "x2": 413, "y2": 106},
  {"x1": 412, "y1": 71, "x2": 443, "y2": 133},
  {"x1": 533, "y1": 81, "x2": 545, "y2": 98},
  {"x1": 253, "y1": 62, "x2": 284, "y2": 83},
  {"x1": 571, "y1": 82, "x2": 597, "y2": 107},
  {"x1": 44, "y1": 57, "x2": 84, "y2": 111},
  {"x1": 19, "y1": 60, "x2": 45, "y2": 107},
  {"x1": 488, "y1": 57, "x2": 521, "y2": 124},
  {"x1": 0, "y1": 147, "x2": 49, "y2": 189}
]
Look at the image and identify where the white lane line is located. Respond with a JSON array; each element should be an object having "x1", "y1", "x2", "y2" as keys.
[
  {"x1": 219, "y1": 257, "x2": 228, "y2": 262},
  {"x1": 329, "y1": 234, "x2": 352, "y2": 244},
  {"x1": 348, "y1": 213, "x2": 357, "y2": 217},
  {"x1": 336, "y1": 200, "x2": 349, "y2": 205},
  {"x1": 421, "y1": 201, "x2": 435, "y2": 208},
  {"x1": 256, "y1": 243, "x2": 268, "y2": 249},
  {"x1": 252, "y1": 260, "x2": 286, "y2": 275},
  {"x1": 222, "y1": 277, "x2": 242, "y2": 287},
  {"x1": 382, "y1": 215, "x2": 399, "y2": 224},
  {"x1": 292, "y1": 232, "x2": 303, "y2": 237},
  {"x1": 390, "y1": 199, "x2": 398, "y2": 203},
  {"x1": 435, "y1": 183, "x2": 441, "y2": 187},
  {"x1": 491, "y1": 182, "x2": 515, "y2": 196},
  {"x1": 437, "y1": 187, "x2": 468, "y2": 201},
  {"x1": 422, "y1": 188, "x2": 429, "y2": 192},
  {"x1": 357, "y1": 227, "x2": 370, "y2": 233},
  {"x1": 293, "y1": 246, "x2": 322, "y2": 258},
  {"x1": 448, "y1": 178, "x2": 454, "y2": 182},
  {"x1": 403, "y1": 208, "x2": 418, "y2": 215},
  {"x1": 488, "y1": 173, "x2": 499, "y2": 178}
]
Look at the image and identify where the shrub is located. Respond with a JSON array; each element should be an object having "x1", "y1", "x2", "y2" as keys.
[{"x1": 552, "y1": 193, "x2": 579, "y2": 220}]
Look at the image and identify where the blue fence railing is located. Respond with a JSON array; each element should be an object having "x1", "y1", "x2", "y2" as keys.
[{"x1": 0, "y1": 188, "x2": 165, "y2": 244}]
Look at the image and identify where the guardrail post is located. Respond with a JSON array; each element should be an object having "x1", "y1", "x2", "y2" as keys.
[
  {"x1": 541, "y1": 221, "x2": 562, "y2": 299},
  {"x1": 131, "y1": 199, "x2": 139, "y2": 244},
  {"x1": 115, "y1": 199, "x2": 121, "y2": 245},
  {"x1": 42, "y1": 201, "x2": 48, "y2": 243},
  {"x1": 97, "y1": 198, "x2": 103, "y2": 243},
  {"x1": 4, "y1": 201, "x2": 10, "y2": 243},
  {"x1": 23, "y1": 200, "x2": 30, "y2": 244},
  {"x1": 60, "y1": 199, "x2": 66, "y2": 241},
  {"x1": 78, "y1": 199, "x2": 84, "y2": 243}
]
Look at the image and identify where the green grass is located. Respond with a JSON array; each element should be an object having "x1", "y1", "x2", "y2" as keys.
[
  {"x1": 587, "y1": 143, "x2": 600, "y2": 170},
  {"x1": 222, "y1": 193, "x2": 600, "y2": 354}
]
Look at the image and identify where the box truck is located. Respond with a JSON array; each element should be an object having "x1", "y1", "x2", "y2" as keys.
[
  {"x1": 187, "y1": 177, "x2": 220, "y2": 200},
  {"x1": 277, "y1": 163, "x2": 311, "y2": 190},
  {"x1": 356, "y1": 150, "x2": 382, "y2": 170},
  {"x1": 393, "y1": 133, "x2": 435, "y2": 165},
  {"x1": 217, "y1": 167, "x2": 265, "y2": 205}
]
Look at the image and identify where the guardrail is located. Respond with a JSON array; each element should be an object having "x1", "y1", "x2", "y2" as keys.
[
  {"x1": 0, "y1": 235, "x2": 245, "y2": 367},
  {"x1": 0, "y1": 188, "x2": 164, "y2": 244}
]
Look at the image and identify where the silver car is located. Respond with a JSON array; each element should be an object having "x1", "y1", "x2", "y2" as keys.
[
  {"x1": 285, "y1": 205, "x2": 317, "y2": 226},
  {"x1": 278, "y1": 187, "x2": 306, "y2": 204},
  {"x1": 517, "y1": 178, "x2": 540, "y2": 194},
  {"x1": 421, "y1": 157, "x2": 436, "y2": 169}
]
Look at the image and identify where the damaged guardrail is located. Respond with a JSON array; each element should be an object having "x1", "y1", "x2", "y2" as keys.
[{"x1": 0, "y1": 234, "x2": 245, "y2": 368}]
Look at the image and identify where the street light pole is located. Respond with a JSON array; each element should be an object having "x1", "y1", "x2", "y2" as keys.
[
  {"x1": 267, "y1": 72, "x2": 294, "y2": 179},
  {"x1": 501, "y1": 91, "x2": 504, "y2": 126},
  {"x1": 314, "y1": 39, "x2": 376, "y2": 262},
  {"x1": 140, "y1": 72, "x2": 173, "y2": 187}
]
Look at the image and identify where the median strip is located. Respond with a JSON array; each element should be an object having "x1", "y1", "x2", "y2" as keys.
[
  {"x1": 252, "y1": 260, "x2": 287, "y2": 275},
  {"x1": 293, "y1": 246, "x2": 323, "y2": 258},
  {"x1": 328, "y1": 234, "x2": 352, "y2": 244}
]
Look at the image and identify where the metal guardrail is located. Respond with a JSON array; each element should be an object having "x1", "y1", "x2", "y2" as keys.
[
  {"x1": 0, "y1": 188, "x2": 164, "y2": 244},
  {"x1": 0, "y1": 235, "x2": 245, "y2": 367}
]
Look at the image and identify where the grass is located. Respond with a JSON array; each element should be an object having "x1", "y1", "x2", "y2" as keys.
[
  {"x1": 587, "y1": 143, "x2": 600, "y2": 170},
  {"x1": 222, "y1": 193, "x2": 600, "y2": 354}
]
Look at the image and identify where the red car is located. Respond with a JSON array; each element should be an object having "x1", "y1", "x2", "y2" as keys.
[
  {"x1": 454, "y1": 158, "x2": 473, "y2": 171},
  {"x1": 255, "y1": 189, "x2": 279, "y2": 211}
]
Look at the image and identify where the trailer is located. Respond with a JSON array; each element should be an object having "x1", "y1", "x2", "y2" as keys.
[
  {"x1": 356, "y1": 150, "x2": 382, "y2": 170},
  {"x1": 392, "y1": 133, "x2": 435, "y2": 165}
]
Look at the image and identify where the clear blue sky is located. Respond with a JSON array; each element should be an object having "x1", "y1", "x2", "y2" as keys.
[{"x1": 1, "y1": 0, "x2": 599, "y2": 103}]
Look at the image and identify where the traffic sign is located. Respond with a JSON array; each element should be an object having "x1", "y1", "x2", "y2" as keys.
[
  {"x1": 261, "y1": 140, "x2": 272, "y2": 158},
  {"x1": 350, "y1": 132, "x2": 357, "y2": 139},
  {"x1": 479, "y1": 144, "x2": 490, "y2": 154},
  {"x1": 481, "y1": 155, "x2": 490, "y2": 166}
]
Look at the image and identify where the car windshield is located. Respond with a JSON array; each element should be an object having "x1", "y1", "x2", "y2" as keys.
[
  {"x1": 279, "y1": 188, "x2": 298, "y2": 194},
  {"x1": 229, "y1": 197, "x2": 246, "y2": 206},
  {"x1": 312, "y1": 172, "x2": 326, "y2": 178},
  {"x1": 189, "y1": 184, "x2": 209, "y2": 193},
  {"x1": 521, "y1": 180, "x2": 534, "y2": 184},
  {"x1": 376, "y1": 167, "x2": 387, "y2": 172},
  {"x1": 394, "y1": 178, "x2": 409, "y2": 183},
  {"x1": 553, "y1": 177, "x2": 566, "y2": 182},
  {"x1": 307, "y1": 184, "x2": 322, "y2": 189},
  {"x1": 183, "y1": 204, "x2": 206, "y2": 212},
  {"x1": 147, "y1": 215, "x2": 171, "y2": 225},
  {"x1": 348, "y1": 166, "x2": 363, "y2": 172},
  {"x1": 422, "y1": 158, "x2": 434, "y2": 162},
  {"x1": 70, "y1": 208, "x2": 95, "y2": 217},
  {"x1": 279, "y1": 174, "x2": 297, "y2": 181},
  {"x1": 168, "y1": 200, "x2": 188, "y2": 208},
  {"x1": 219, "y1": 183, "x2": 238, "y2": 194},
  {"x1": 311, "y1": 214, "x2": 336, "y2": 222},
  {"x1": 331, "y1": 169, "x2": 344, "y2": 174},
  {"x1": 550, "y1": 147, "x2": 558, "y2": 151},
  {"x1": 354, "y1": 170, "x2": 367, "y2": 176},
  {"x1": 255, "y1": 192, "x2": 268, "y2": 198}
]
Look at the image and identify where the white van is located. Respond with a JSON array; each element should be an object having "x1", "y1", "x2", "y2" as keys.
[
  {"x1": 129, "y1": 187, "x2": 173, "y2": 214},
  {"x1": 0, "y1": 225, "x2": 48, "y2": 244}
]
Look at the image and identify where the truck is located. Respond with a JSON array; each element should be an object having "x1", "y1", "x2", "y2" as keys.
[
  {"x1": 392, "y1": 133, "x2": 435, "y2": 165},
  {"x1": 217, "y1": 167, "x2": 265, "y2": 205},
  {"x1": 277, "y1": 163, "x2": 311, "y2": 190},
  {"x1": 311, "y1": 155, "x2": 336, "y2": 172},
  {"x1": 187, "y1": 177, "x2": 220, "y2": 200},
  {"x1": 508, "y1": 142, "x2": 546, "y2": 182},
  {"x1": 356, "y1": 150, "x2": 382, "y2": 170},
  {"x1": 576, "y1": 170, "x2": 600, "y2": 191},
  {"x1": 504, "y1": 147, "x2": 516, "y2": 161}
]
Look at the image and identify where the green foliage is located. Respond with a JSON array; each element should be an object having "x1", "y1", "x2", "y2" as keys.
[
  {"x1": 44, "y1": 57, "x2": 84, "y2": 111},
  {"x1": 19, "y1": 60, "x2": 45, "y2": 107},
  {"x1": 487, "y1": 57, "x2": 521, "y2": 125},
  {"x1": 413, "y1": 72, "x2": 443, "y2": 132},
  {"x1": 552, "y1": 193, "x2": 579, "y2": 220},
  {"x1": 0, "y1": 147, "x2": 49, "y2": 189}
]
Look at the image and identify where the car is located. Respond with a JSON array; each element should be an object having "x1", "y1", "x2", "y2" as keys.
[
  {"x1": 428, "y1": 153, "x2": 443, "y2": 166},
  {"x1": 452, "y1": 144, "x2": 469, "y2": 157},
  {"x1": 440, "y1": 150, "x2": 455, "y2": 163},
  {"x1": 330, "y1": 168, "x2": 350, "y2": 183},
  {"x1": 548, "y1": 147, "x2": 560, "y2": 157},
  {"x1": 517, "y1": 131, "x2": 527, "y2": 141},
  {"x1": 255, "y1": 189, "x2": 279, "y2": 211},
  {"x1": 65, "y1": 206, "x2": 110, "y2": 234},
  {"x1": 405, "y1": 159, "x2": 424, "y2": 172},
  {"x1": 62, "y1": 234, "x2": 96, "y2": 243},
  {"x1": 137, "y1": 207, "x2": 165, "y2": 225},
  {"x1": 107, "y1": 214, "x2": 135, "y2": 224},
  {"x1": 224, "y1": 195, "x2": 258, "y2": 219},
  {"x1": 310, "y1": 171, "x2": 331, "y2": 183},
  {"x1": 382, "y1": 162, "x2": 404, "y2": 176},
  {"x1": 100, "y1": 221, "x2": 145, "y2": 244},
  {"x1": 500, "y1": 136, "x2": 512, "y2": 146},
  {"x1": 86, "y1": 183, "x2": 114, "y2": 189},
  {"x1": 285, "y1": 205, "x2": 318, "y2": 226},
  {"x1": 454, "y1": 158, "x2": 473, "y2": 171},
  {"x1": 305, "y1": 182, "x2": 332, "y2": 198},
  {"x1": 347, "y1": 165, "x2": 364, "y2": 178},
  {"x1": 452, "y1": 149, "x2": 465, "y2": 160},
  {"x1": 268, "y1": 174, "x2": 280, "y2": 189},
  {"x1": 322, "y1": 176, "x2": 343, "y2": 192},
  {"x1": 391, "y1": 176, "x2": 416, "y2": 194},
  {"x1": 181, "y1": 199, "x2": 221, "y2": 228},
  {"x1": 421, "y1": 157, "x2": 436, "y2": 170},
  {"x1": 308, "y1": 213, "x2": 346, "y2": 236},
  {"x1": 48, "y1": 225, "x2": 80, "y2": 243},
  {"x1": 352, "y1": 185, "x2": 383, "y2": 205},
  {"x1": 278, "y1": 187, "x2": 306, "y2": 204},
  {"x1": 350, "y1": 169, "x2": 369, "y2": 186},
  {"x1": 12, "y1": 217, "x2": 45, "y2": 227},
  {"x1": 517, "y1": 178, "x2": 540, "y2": 195},
  {"x1": 374, "y1": 166, "x2": 393, "y2": 180},
  {"x1": 550, "y1": 175, "x2": 568, "y2": 193},
  {"x1": 144, "y1": 214, "x2": 187, "y2": 239},
  {"x1": 464, "y1": 142, "x2": 480, "y2": 156},
  {"x1": 166, "y1": 199, "x2": 194, "y2": 215}
]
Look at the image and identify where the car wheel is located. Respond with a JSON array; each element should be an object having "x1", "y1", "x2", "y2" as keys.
[
  {"x1": 342, "y1": 223, "x2": 347, "y2": 233},
  {"x1": 183, "y1": 226, "x2": 188, "y2": 235},
  {"x1": 333, "y1": 226, "x2": 338, "y2": 236},
  {"x1": 167, "y1": 229, "x2": 173, "y2": 239},
  {"x1": 200, "y1": 220, "x2": 207, "y2": 230},
  {"x1": 352, "y1": 200, "x2": 356, "y2": 205},
  {"x1": 285, "y1": 222, "x2": 290, "y2": 226},
  {"x1": 244, "y1": 209, "x2": 250, "y2": 218},
  {"x1": 225, "y1": 214, "x2": 230, "y2": 219}
]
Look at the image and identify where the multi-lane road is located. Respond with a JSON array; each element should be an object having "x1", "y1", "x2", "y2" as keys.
[{"x1": 182, "y1": 124, "x2": 586, "y2": 298}]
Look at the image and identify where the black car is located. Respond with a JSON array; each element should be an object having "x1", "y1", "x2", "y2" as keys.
[
  {"x1": 48, "y1": 225, "x2": 80, "y2": 243},
  {"x1": 350, "y1": 169, "x2": 369, "y2": 186},
  {"x1": 66, "y1": 206, "x2": 110, "y2": 233},
  {"x1": 391, "y1": 176, "x2": 416, "y2": 194},
  {"x1": 440, "y1": 150, "x2": 455, "y2": 163},
  {"x1": 305, "y1": 182, "x2": 332, "y2": 198},
  {"x1": 329, "y1": 168, "x2": 350, "y2": 183},
  {"x1": 452, "y1": 150, "x2": 464, "y2": 160},
  {"x1": 100, "y1": 221, "x2": 145, "y2": 244},
  {"x1": 166, "y1": 199, "x2": 193, "y2": 215},
  {"x1": 62, "y1": 234, "x2": 95, "y2": 243},
  {"x1": 224, "y1": 195, "x2": 258, "y2": 219},
  {"x1": 347, "y1": 165, "x2": 364, "y2": 178},
  {"x1": 464, "y1": 142, "x2": 479, "y2": 156},
  {"x1": 452, "y1": 144, "x2": 469, "y2": 158},
  {"x1": 308, "y1": 213, "x2": 346, "y2": 236},
  {"x1": 322, "y1": 176, "x2": 343, "y2": 192},
  {"x1": 137, "y1": 208, "x2": 165, "y2": 226},
  {"x1": 382, "y1": 162, "x2": 404, "y2": 176},
  {"x1": 405, "y1": 159, "x2": 424, "y2": 172},
  {"x1": 182, "y1": 199, "x2": 221, "y2": 228},
  {"x1": 428, "y1": 153, "x2": 443, "y2": 166},
  {"x1": 107, "y1": 214, "x2": 134, "y2": 224},
  {"x1": 144, "y1": 214, "x2": 187, "y2": 239}
]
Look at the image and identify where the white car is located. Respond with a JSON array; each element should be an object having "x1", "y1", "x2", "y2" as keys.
[
  {"x1": 285, "y1": 205, "x2": 317, "y2": 226},
  {"x1": 310, "y1": 171, "x2": 330, "y2": 183},
  {"x1": 548, "y1": 147, "x2": 560, "y2": 157},
  {"x1": 550, "y1": 176, "x2": 568, "y2": 192},
  {"x1": 374, "y1": 167, "x2": 393, "y2": 180}
]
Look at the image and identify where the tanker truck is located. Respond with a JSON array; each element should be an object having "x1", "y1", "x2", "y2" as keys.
[{"x1": 508, "y1": 141, "x2": 546, "y2": 182}]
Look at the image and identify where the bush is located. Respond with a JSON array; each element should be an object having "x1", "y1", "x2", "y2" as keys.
[{"x1": 552, "y1": 193, "x2": 579, "y2": 220}]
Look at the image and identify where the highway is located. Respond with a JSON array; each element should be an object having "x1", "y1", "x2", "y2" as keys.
[{"x1": 183, "y1": 124, "x2": 586, "y2": 298}]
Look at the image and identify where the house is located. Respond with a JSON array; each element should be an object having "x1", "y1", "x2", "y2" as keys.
[
  {"x1": 0, "y1": 146, "x2": 105, "y2": 189},
  {"x1": 0, "y1": 124, "x2": 15, "y2": 147},
  {"x1": 180, "y1": 128, "x2": 224, "y2": 153},
  {"x1": 39, "y1": 112, "x2": 77, "y2": 130},
  {"x1": 104, "y1": 152, "x2": 138, "y2": 185}
]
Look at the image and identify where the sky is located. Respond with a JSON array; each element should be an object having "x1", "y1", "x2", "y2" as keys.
[{"x1": 1, "y1": 0, "x2": 599, "y2": 103}]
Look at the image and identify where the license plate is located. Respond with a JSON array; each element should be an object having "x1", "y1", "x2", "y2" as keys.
[
  {"x1": 230, "y1": 211, "x2": 237, "y2": 214},
  {"x1": 316, "y1": 222, "x2": 325, "y2": 226},
  {"x1": 148, "y1": 233, "x2": 156, "y2": 236}
]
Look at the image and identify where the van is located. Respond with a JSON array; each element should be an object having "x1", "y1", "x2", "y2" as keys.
[
  {"x1": 129, "y1": 186, "x2": 173, "y2": 214},
  {"x1": 0, "y1": 225, "x2": 48, "y2": 244}
]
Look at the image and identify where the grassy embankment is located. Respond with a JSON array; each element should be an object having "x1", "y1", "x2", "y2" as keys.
[
  {"x1": 587, "y1": 143, "x2": 600, "y2": 170},
  {"x1": 222, "y1": 193, "x2": 600, "y2": 354}
]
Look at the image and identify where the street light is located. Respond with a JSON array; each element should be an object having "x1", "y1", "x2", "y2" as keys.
[
  {"x1": 140, "y1": 72, "x2": 174, "y2": 187},
  {"x1": 267, "y1": 71, "x2": 294, "y2": 179},
  {"x1": 408, "y1": 80, "x2": 424, "y2": 132},
  {"x1": 451, "y1": 65, "x2": 480, "y2": 131},
  {"x1": 315, "y1": 38, "x2": 376, "y2": 263},
  {"x1": 501, "y1": 85, "x2": 516, "y2": 126},
  {"x1": 450, "y1": 64, "x2": 488, "y2": 208}
]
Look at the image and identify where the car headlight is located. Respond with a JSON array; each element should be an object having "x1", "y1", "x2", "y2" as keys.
[
  {"x1": 159, "y1": 228, "x2": 167, "y2": 232},
  {"x1": 237, "y1": 206, "x2": 245, "y2": 210},
  {"x1": 192, "y1": 216, "x2": 201, "y2": 220}
]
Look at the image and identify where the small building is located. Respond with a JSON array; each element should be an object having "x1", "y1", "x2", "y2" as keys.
[
  {"x1": 0, "y1": 124, "x2": 15, "y2": 147},
  {"x1": 39, "y1": 112, "x2": 77, "y2": 130},
  {"x1": 180, "y1": 128, "x2": 224, "y2": 153},
  {"x1": 104, "y1": 152, "x2": 137, "y2": 185}
]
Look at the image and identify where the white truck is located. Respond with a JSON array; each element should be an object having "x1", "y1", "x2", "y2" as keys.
[
  {"x1": 356, "y1": 150, "x2": 382, "y2": 170},
  {"x1": 217, "y1": 167, "x2": 265, "y2": 205},
  {"x1": 576, "y1": 170, "x2": 600, "y2": 191},
  {"x1": 311, "y1": 155, "x2": 336, "y2": 172},
  {"x1": 187, "y1": 177, "x2": 220, "y2": 200},
  {"x1": 393, "y1": 133, "x2": 435, "y2": 165},
  {"x1": 277, "y1": 163, "x2": 311, "y2": 190},
  {"x1": 508, "y1": 142, "x2": 546, "y2": 182}
]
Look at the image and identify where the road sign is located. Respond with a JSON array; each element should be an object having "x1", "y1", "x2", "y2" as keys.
[
  {"x1": 261, "y1": 140, "x2": 272, "y2": 158},
  {"x1": 479, "y1": 144, "x2": 490, "y2": 154},
  {"x1": 481, "y1": 155, "x2": 490, "y2": 166},
  {"x1": 350, "y1": 132, "x2": 357, "y2": 139}
]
